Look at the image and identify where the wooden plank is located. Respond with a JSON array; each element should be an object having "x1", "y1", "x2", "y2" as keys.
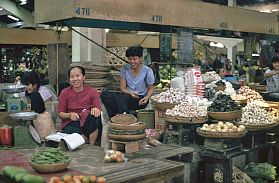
[
  {"x1": 102, "y1": 160, "x2": 184, "y2": 183},
  {"x1": 126, "y1": 144, "x2": 196, "y2": 159},
  {"x1": 35, "y1": 0, "x2": 279, "y2": 35}
]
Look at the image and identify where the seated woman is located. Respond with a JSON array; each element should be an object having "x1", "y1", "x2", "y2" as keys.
[
  {"x1": 101, "y1": 45, "x2": 155, "y2": 118},
  {"x1": 20, "y1": 71, "x2": 57, "y2": 114},
  {"x1": 264, "y1": 56, "x2": 279, "y2": 93},
  {"x1": 58, "y1": 66, "x2": 102, "y2": 145}
]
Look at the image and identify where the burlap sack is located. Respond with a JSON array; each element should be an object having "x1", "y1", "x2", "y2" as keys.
[{"x1": 33, "y1": 111, "x2": 57, "y2": 140}]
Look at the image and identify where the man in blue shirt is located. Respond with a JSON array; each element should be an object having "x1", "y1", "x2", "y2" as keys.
[{"x1": 101, "y1": 45, "x2": 155, "y2": 118}]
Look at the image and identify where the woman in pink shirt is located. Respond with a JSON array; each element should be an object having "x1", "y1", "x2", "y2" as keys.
[{"x1": 58, "y1": 66, "x2": 102, "y2": 145}]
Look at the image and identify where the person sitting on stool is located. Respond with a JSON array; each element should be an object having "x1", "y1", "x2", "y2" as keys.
[{"x1": 101, "y1": 45, "x2": 155, "y2": 118}]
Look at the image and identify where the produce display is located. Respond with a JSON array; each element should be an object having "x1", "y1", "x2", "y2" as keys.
[
  {"x1": 208, "y1": 93, "x2": 241, "y2": 112},
  {"x1": 30, "y1": 148, "x2": 71, "y2": 164},
  {"x1": 49, "y1": 174, "x2": 106, "y2": 183},
  {"x1": 240, "y1": 102, "x2": 274, "y2": 125},
  {"x1": 165, "y1": 102, "x2": 207, "y2": 118},
  {"x1": 238, "y1": 86, "x2": 263, "y2": 103},
  {"x1": 104, "y1": 150, "x2": 125, "y2": 163},
  {"x1": 200, "y1": 122, "x2": 246, "y2": 133},
  {"x1": 231, "y1": 94, "x2": 247, "y2": 101},
  {"x1": 159, "y1": 64, "x2": 177, "y2": 80},
  {"x1": 151, "y1": 88, "x2": 186, "y2": 103},
  {"x1": 2, "y1": 165, "x2": 45, "y2": 183},
  {"x1": 252, "y1": 100, "x2": 269, "y2": 108}
]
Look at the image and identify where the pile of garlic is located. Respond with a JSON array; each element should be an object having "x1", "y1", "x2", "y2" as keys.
[
  {"x1": 152, "y1": 88, "x2": 186, "y2": 103},
  {"x1": 240, "y1": 102, "x2": 273, "y2": 124},
  {"x1": 238, "y1": 86, "x2": 263, "y2": 103},
  {"x1": 200, "y1": 122, "x2": 246, "y2": 133},
  {"x1": 165, "y1": 102, "x2": 207, "y2": 117}
]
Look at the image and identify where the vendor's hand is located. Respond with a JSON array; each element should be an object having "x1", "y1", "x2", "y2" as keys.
[
  {"x1": 91, "y1": 107, "x2": 101, "y2": 117},
  {"x1": 139, "y1": 97, "x2": 149, "y2": 105},
  {"x1": 130, "y1": 92, "x2": 139, "y2": 99},
  {"x1": 69, "y1": 112, "x2": 79, "y2": 121}
]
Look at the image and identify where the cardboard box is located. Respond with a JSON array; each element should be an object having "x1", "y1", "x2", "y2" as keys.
[{"x1": 155, "y1": 109, "x2": 167, "y2": 132}]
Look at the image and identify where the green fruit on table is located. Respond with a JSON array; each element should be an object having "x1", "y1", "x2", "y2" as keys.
[
  {"x1": 15, "y1": 173, "x2": 28, "y2": 183},
  {"x1": 22, "y1": 174, "x2": 45, "y2": 183},
  {"x1": 171, "y1": 67, "x2": 177, "y2": 73},
  {"x1": 165, "y1": 64, "x2": 171, "y2": 70}
]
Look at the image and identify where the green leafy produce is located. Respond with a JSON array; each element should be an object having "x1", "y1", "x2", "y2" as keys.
[
  {"x1": 244, "y1": 162, "x2": 277, "y2": 181},
  {"x1": 30, "y1": 148, "x2": 70, "y2": 164},
  {"x1": 208, "y1": 93, "x2": 241, "y2": 112}
]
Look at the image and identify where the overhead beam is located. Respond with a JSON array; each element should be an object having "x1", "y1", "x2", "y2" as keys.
[
  {"x1": 35, "y1": 0, "x2": 278, "y2": 35},
  {"x1": 0, "y1": 28, "x2": 71, "y2": 45},
  {"x1": 0, "y1": 0, "x2": 34, "y2": 25}
]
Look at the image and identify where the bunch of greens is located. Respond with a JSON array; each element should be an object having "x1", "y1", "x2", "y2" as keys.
[
  {"x1": 30, "y1": 148, "x2": 71, "y2": 164},
  {"x1": 244, "y1": 162, "x2": 277, "y2": 182}
]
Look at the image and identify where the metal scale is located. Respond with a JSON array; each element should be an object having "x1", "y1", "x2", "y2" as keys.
[
  {"x1": 0, "y1": 84, "x2": 40, "y2": 147},
  {"x1": 9, "y1": 111, "x2": 40, "y2": 147}
]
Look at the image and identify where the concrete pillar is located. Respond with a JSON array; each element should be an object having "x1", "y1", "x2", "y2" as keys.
[
  {"x1": 47, "y1": 43, "x2": 70, "y2": 94},
  {"x1": 228, "y1": 0, "x2": 236, "y2": 7},
  {"x1": 227, "y1": 45, "x2": 237, "y2": 64},
  {"x1": 72, "y1": 27, "x2": 106, "y2": 65}
]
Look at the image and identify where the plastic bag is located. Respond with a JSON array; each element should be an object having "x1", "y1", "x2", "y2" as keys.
[{"x1": 33, "y1": 111, "x2": 56, "y2": 141}]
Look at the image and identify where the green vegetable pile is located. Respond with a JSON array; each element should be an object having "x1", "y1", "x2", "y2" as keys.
[
  {"x1": 2, "y1": 166, "x2": 45, "y2": 183},
  {"x1": 208, "y1": 93, "x2": 242, "y2": 112},
  {"x1": 244, "y1": 162, "x2": 277, "y2": 183},
  {"x1": 30, "y1": 148, "x2": 71, "y2": 164},
  {"x1": 159, "y1": 64, "x2": 177, "y2": 80}
]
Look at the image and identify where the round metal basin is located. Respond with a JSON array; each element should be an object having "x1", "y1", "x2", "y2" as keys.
[
  {"x1": 2, "y1": 85, "x2": 25, "y2": 94},
  {"x1": 9, "y1": 111, "x2": 38, "y2": 121}
]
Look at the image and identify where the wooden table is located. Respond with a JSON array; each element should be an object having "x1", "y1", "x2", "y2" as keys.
[{"x1": 0, "y1": 144, "x2": 196, "y2": 183}]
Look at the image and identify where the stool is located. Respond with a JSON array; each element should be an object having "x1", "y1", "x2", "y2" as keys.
[{"x1": 110, "y1": 140, "x2": 140, "y2": 153}]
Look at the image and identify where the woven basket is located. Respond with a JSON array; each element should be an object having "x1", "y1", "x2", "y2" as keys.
[
  {"x1": 109, "y1": 122, "x2": 145, "y2": 130},
  {"x1": 84, "y1": 79, "x2": 109, "y2": 87},
  {"x1": 196, "y1": 127, "x2": 247, "y2": 139},
  {"x1": 192, "y1": 116, "x2": 208, "y2": 124},
  {"x1": 164, "y1": 115, "x2": 191, "y2": 123},
  {"x1": 30, "y1": 161, "x2": 70, "y2": 173},
  {"x1": 111, "y1": 114, "x2": 137, "y2": 124},
  {"x1": 108, "y1": 133, "x2": 146, "y2": 141},
  {"x1": 238, "y1": 122, "x2": 278, "y2": 131},
  {"x1": 208, "y1": 110, "x2": 242, "y2": 121},
  {"x1": 266, "y1": 101, "x2": 279, "y2": 109},
  {"x1": 164, "y1": 115, "x2": 207, "y2": 124},
  {"x1": 86, "y1": 71, "x2": 110, "y2": 79},
  {"x1": 150, "y1": 98, "x2": 178, "y2": 111},
  {"x1": 234, "y1": 98, "x2": 247, "y2": 105}
]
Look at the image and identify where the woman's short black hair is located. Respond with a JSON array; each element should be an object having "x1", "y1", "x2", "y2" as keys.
[
  {"x1": 271, "y1": 56, "x2": 279, "y2": 63},
  {"x1": 125, "y1": 45, "x2": 143, "y2": 57},
  {"x1": 20, "y1": 71, "x2": 41, "y2": 89},
  {"x1": 68, "y1": 66, "x2": 86, "y2": 77}
]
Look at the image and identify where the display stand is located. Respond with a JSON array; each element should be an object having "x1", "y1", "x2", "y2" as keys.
[{"x1": 164, "y1": 121, "x2": 203, "y2": 146}]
